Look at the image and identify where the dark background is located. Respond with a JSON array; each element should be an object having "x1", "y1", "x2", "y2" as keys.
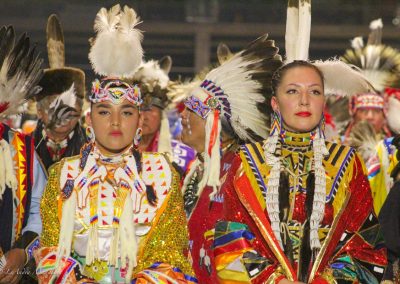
[{"x1": 1, "y1": 0, "x2": 399, "y2": 86}]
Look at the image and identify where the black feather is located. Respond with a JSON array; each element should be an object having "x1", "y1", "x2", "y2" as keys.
[
  {"x1": 0, "y1": 26, "x2": 14, "y2": 68},
  {"x1": 146, "y1": 184, "x2": 158, "y2": 206},
  {"x1": 299, "y1": 172, "x2": 315, "y2": 282},
  {"x1": 7, "y1": 33, "x2": 30, "y2": 78},
  {"x1": 278, "y1": 171, "x2": 294, "y2": 264}
]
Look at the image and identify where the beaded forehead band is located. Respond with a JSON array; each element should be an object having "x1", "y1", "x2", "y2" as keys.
[
  {"x1": 349, "y1": 93, "x2": 385, "y2": 116},
  {"x1": 90, "y1": 78, "x2": 142, "y2": 106},
  {"x1": 183, "y1": 79, "x2": 231, "y2": 120}
]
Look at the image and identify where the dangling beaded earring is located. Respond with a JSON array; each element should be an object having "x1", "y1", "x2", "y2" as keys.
[
  {"x1": 270, "y1": 110, "x2": 284, "y2": 138},
  {"x1": 186, "y1": 116, "x2": 192, "y2": 135},
  {"x1": 134, "y1": 127, "x2": 142, "y2": 149},
  {"x1": 86, "y1": 126, "x2": 95, "y2": 143}
]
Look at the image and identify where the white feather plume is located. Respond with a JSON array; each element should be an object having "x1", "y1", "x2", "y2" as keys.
[
  {"x1": 314, "y1": 59, "x2": 375, "y2": 97},
  {"x1": 370, "y1": 18, "x2": 383, "y2": 30},
  {"x1": 93, "y1": 4, "x2": 121, "y2": 33},
  {"x1": 296, "y1": 0, "x2": 311, "y2": 61},
  {"x1": 351, "y1": 36, "x2": 364, "y2": 50},
  {"x1": 285, "y1": 0, "x2": 299, "y2": 63},
  {"x1": 89, "y1": 4, "x2": 143, "y2": 78}
]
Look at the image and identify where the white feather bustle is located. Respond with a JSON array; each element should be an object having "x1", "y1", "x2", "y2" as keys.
[
  {"x1": 158, "y1": 110, "x2": 173, "y2": 156},
  {"x1": 0, "y1": 139, "x2": 17, "y2": 200},
  {"x1": 89, "y1": 4, "x2": 143, "y2": 78}
]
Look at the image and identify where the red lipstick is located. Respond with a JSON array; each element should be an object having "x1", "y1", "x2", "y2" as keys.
[
  {"x1": 110, "y1": 130, "x2": 122, "y2": 136},
  {"x1": 295, "y1": 111, "x2": 311, "y2": 117}
]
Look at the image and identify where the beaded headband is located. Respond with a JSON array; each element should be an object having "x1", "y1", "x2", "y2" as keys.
[
  {"x1": 349, "y1": 93, "x2": 385, "y2": 116},
  {"x1": 90, "y1": 78, "x2": 142, "y2": 106},
  {"x1": 183, "y1": 79, "x2": 231, "y2": 121}
]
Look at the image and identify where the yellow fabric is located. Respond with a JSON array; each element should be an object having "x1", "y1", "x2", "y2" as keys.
[
  {"x1": 368, "y1": 141, "x2": 398, "y2": 215},
  {"x1": 40, "y1": 160, "x2": 65, "y2": 247},
  {"x1": 240, "y1": 141, "x2": 359, "y2": 220},
  {"x1": 134, "y1": 161, "x2": 194, "y2": 276}
]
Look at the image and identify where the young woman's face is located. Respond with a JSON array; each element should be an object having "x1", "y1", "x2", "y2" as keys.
[
  {"x1": 180, "y1": 107, "x2": 206, "y2": 153},
  {"x1": 87, "y1": 100, "x2": 142, "y2": 155},
  {"x1": 271, "y1": 66, "x2": 325, "y2": 132}
]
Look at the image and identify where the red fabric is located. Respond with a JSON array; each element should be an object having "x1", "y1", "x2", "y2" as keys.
[
  {"x1": 187, "y1": 151, "x2": 236, "y2": 283},
  {"x1": 219, "y1": 155, "x2": 289, "y2": 283},
  {"x1": 316, "y1": 156, "x2": 387, "y2": 274}
]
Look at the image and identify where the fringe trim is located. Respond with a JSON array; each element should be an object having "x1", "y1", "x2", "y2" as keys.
[
  {"x1": 0, "y1": 139, "x2": 18, "y2": 200},
  {"x1": 54, "y1": 190, "x2": 77, "y2": 277},
  {"x1": 263, "y1": 131, "x2": 283, "y2": 248}
]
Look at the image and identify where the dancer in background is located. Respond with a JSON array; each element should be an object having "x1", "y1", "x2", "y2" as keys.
[
  {"x1": 33, "y1": 14, "x2": 86, "y2": 172},
  {"x1": 0, "y1": 26, "x2": 46, "y2": 284},
  {"x1": 181, "y1": 34, "x2": 283, "y2": 282}
]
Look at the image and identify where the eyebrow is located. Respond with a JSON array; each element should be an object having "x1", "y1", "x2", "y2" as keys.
[
  {"x1": 287, "y1": 83, "x2": 322, "y2": 87},
  {"x1": 120, "y1": 104, "x2": 138, "y2": 110},
  {"x1": 94, "y1": 103, "x2": 137, "y2": 110},
  {"x1": 94, "y1": 103, "x2": 111, "y2": 109}
]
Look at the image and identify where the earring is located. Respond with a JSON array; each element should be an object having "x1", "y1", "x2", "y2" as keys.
[
  {"x1": 86, "y1": 126, "x2": 95, "y2": 143},
  {"x1": 270, "y1": 111, "x2": 283, "y2": 137},
  {"x1": 186, "y1": 112, "x2": 192, "y2": 135},
  {"x1": 134, "y1": 127, "x2": 142, "y2": 149}
]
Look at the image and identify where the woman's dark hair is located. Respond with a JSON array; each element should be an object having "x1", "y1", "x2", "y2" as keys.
[{"x1": 271, "y1": 60, "x2": 325, "y2": 96}]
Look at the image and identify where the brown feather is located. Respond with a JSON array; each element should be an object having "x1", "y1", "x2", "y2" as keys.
[{"x1": 46, "y1": 14, "x2": 65, "y2": 68}]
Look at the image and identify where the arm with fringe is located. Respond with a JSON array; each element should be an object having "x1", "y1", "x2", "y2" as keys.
[
  {"x1": 312, "y1": 154, "x2": 387, "y2": 283},
  {"x1": 212, "y1": 156, "x2": 287, "y2": 283}
]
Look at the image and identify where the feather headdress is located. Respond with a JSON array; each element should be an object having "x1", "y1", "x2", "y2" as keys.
[
  {"x1": 182, "y1": 34, "x2": 283, "y2": 198},
  {"x1": 341, "y1": 18, "x2": 400, "y2": 134},
  {"x1": 89, "y1": 4, "x2": 143, "y2": 78},
  {"x1": 0, "y1": 26, "x2": 43, "y2": 117},
  {"x1": 36, "y1": 14, "x2": 85, "y2": 132}
]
